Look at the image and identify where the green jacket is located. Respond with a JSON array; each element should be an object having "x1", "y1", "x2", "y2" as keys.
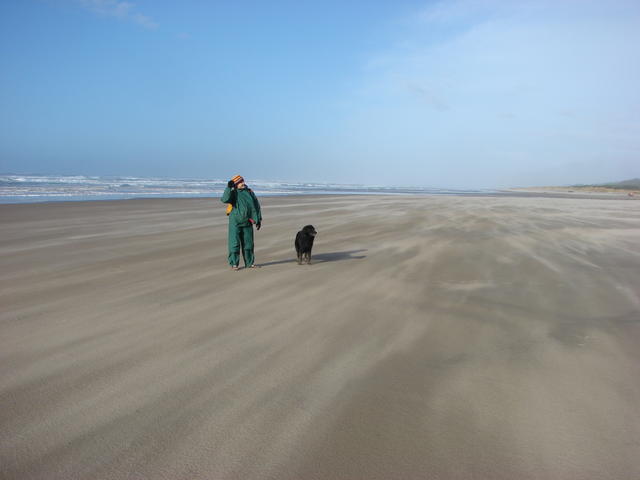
[{"x1": 221, "y1": 187, "x2": 262, "y2": 227}]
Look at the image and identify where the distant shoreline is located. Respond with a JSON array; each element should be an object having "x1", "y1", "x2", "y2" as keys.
[
  {"x1": 505, "y1": 186, "x2": 639, "y2": 197},
  {"x1": 0, "y1": 174, "x2": 491, "y2": 204},
  {"x1": 1, "y1": 189, "x2": 638, "y2": 206},
  {"x1": 3, "y1": 174, "x2": 639, "y2": 205}
]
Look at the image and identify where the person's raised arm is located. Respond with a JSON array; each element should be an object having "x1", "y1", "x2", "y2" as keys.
[{"x1": 221, "y1": 180, "x2": 236, "y2": 204}]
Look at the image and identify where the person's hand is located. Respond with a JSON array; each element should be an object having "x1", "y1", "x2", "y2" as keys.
[
  {"x1": 256, "y1": 222, "x2": 261, "y2": 231},
  {"x1": 227, "y1": 180, "x2": 235, "y2": 188}
]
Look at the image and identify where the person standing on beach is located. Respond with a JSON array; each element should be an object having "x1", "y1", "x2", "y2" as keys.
[{"x1": 221, "y1": 175, "x2": 262, "y2": 270}]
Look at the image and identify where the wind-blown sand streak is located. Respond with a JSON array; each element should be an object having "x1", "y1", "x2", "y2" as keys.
[{"x1": 1, "y1": 195, "x2": 639, "y2": 479}]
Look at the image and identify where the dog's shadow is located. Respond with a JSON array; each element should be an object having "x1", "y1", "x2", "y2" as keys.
[{"x1": 259, "y1": 249, "x2": 367, "y2": 267}]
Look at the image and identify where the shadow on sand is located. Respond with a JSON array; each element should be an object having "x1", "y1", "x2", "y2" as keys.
[{"x1": 259, "y1": 249, "x2": 367, "y2": 267}]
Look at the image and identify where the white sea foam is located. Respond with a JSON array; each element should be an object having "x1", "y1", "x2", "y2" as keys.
[{"x1": 0, "y1": 174, "x2": 490, "y2": 204}]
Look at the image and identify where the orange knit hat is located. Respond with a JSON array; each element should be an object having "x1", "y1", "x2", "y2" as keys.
[{"x1": 231, "y1": 175, "x2": 244, "y2": 186}]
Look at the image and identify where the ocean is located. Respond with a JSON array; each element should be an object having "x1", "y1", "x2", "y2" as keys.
[{"x1": 0, "y1": 174, "x2": 491, "y2": 204}]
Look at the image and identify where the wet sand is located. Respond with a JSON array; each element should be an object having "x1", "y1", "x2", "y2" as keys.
[{"x1": 1, "y1": 194, "x2": 640, "y2": 479}]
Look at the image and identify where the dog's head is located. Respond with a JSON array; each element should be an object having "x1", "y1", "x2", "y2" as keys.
[{"x1": 302, "y1": 225, "x2": 317, "y2": 237}]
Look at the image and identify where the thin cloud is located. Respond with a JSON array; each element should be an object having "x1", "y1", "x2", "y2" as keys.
[
  {"x1": 344, "y1": 0, "x2": 640, "y2": 187},
  {"x1": 418, "y1": 0, "x2": 494, "y2": 24},
  {"x1": 405, "y1": 83, "x2": 449, "y2": 111},
  {"x1": 77, "y1": 0, "x2": 158, "y2": 29}
]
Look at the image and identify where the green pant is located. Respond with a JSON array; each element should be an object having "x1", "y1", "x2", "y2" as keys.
[{"x1": 228, "y1": 223, "x2": 255, "y2": 267}]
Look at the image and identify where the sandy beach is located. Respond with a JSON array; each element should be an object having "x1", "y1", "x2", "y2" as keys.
[{"x1": 1, "y1": 194, "x2": 639, "y2": 479}]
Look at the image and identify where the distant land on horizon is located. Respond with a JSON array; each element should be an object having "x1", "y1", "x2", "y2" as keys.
[
  {"x1": 574, "y1": 178, "x2": 640, "y2": 190},
  {"x1": 511, "y1": 178, "x2": 640, "y2": 195},
  {"x1": 530, "y1": 178, "x2": 640, "y2": 195}
]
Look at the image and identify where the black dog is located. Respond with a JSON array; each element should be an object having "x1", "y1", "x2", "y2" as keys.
[{"x1": 295, "y1": 225, "x2": 317, "y2": 265}]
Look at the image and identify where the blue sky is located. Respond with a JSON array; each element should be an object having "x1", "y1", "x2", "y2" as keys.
[{"x1": 0, "y1": 0, "x2": 638, "y2": 188}]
